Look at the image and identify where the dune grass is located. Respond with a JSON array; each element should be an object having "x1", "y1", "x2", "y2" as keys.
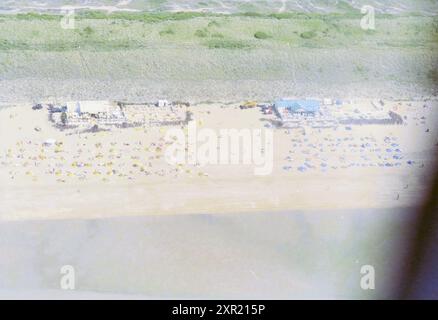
[{"x1": 0, "y1": 11, "x2": 436, "y2": 52}]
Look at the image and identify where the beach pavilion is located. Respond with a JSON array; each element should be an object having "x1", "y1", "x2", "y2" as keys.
[{"x1": 274, "y1": 99, "x2": 321, "y2": 119}]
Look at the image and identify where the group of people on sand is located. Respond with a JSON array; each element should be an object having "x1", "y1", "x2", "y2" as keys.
[
  {"x1": 1, "y1": 132, "x2": 206, "y2": 183},
  {"x1": 282, "y1": 132, "x2": 417, "y2": 173}
]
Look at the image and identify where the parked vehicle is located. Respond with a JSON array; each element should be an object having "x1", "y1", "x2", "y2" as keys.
[
  {"x1": 32, "y1": 104, "x2": 43, "y2": 110},
  {"x1": 240, "y1": 101, "x2": 257, "y2": 109}
]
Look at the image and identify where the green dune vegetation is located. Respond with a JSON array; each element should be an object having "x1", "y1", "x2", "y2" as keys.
[
  {"x1": 0, "y1": 10, "x2": 437, "y2": 102},
  {"x1": 0, "y1": 11, "x2": 436, "y2": 51}
]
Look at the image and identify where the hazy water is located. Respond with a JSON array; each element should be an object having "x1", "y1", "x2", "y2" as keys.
[
  {"x1": 0, "y1": 208, "x2": 416, "y2": 299},
  {"x1": 2, "y1": 0, "x2": 438, "y2": 15}
]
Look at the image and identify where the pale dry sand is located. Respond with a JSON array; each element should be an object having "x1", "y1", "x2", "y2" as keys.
[{"x1": 0, "y1": 100, "x2": 437, "y2": 221}]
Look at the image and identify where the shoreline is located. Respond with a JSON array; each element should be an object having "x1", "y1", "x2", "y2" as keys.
[{"x1": 0, "y1": 172, "x2": 429, "y2": 222}]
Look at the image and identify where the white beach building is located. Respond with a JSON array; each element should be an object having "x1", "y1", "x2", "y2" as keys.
[
  {"x1": 66, "y1": 101, "x2": 118, "y2": 115},
  {"x1": 157, "y1": 99, "x2": 169, "y2": 107}
]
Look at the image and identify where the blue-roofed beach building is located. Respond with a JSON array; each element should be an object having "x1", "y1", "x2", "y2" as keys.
[{"x1": 274, "y1": 99, "x2": 321, "y2": 120}]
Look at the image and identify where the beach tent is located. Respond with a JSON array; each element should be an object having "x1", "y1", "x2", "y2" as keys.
[
  {"x1": 323, "y1": 98, "x2": 333, "y2": 105},
  {"x1": 157, "y1": 100, "x2": 169, "y2": 107}
]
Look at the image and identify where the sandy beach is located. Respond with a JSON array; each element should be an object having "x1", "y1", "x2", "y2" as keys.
[{"x1": 1, "y1": 99, "x2": 436, "y2": 221}]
